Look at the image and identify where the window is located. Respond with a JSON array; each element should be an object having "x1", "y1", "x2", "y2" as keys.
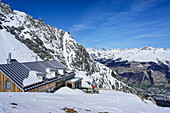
[
  {"x1": 75, "y1": 83, "x2": 79, "y2": 89},
  {"x1": 6, "y1": 81, "x2": 11, "y2": 90},
  {"x1": 67, "y1": 83, "x2": 72, "y2": 89}
]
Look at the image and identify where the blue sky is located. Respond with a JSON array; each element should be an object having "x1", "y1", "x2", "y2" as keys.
[{"x1": 3, "y1": 0, "x2": 170, "y2": 49}]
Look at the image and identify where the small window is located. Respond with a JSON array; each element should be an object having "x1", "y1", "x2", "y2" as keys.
[
  {"x1": 67, "y1": 83, "x2": 72, "y2": 89},
  {"x1": 75, "y1": 83, "x2": 79, "y2": 89},
  {"x1": 6, "y1": 81, "x2": 11, "y2": 90}
]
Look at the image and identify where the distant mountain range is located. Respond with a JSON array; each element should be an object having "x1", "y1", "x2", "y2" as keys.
[
  {"x1": 87, "y1": 47, "x2": 170, "y2": 101},
  {"x1": 87, "y1": 47, "x2": 170, "y2": 64}
]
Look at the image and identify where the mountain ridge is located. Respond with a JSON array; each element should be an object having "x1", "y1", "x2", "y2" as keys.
[
  {"x1": 0, "y1": 0, "x2": 135, "y2": 93},
  {"x1": 87, "y1": 46, "x2": 170, "y2": 65}
]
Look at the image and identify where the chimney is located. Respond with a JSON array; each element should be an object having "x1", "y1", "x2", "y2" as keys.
[
  {"x1": 7, "y1": 52, "x2": 11, "y2": 64},
  {"x1": 35, "y1": 56, "x2": 38, "y2": 62}
]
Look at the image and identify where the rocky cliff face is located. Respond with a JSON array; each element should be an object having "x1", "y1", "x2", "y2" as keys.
[{"x1": 0, "y1": 0, "x2": 135, "y2": 93}]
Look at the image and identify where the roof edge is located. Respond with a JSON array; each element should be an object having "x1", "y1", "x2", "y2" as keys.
[{"x1": 0, "y1": 69, "x2": 24, "y2": 91}]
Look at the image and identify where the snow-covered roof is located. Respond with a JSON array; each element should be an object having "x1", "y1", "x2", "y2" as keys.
[
  {"x1": 0, "y1": 59, "x2": 72, "y2": 91},
  {"x1": 22, "y1": 60, "x2": 67, "y2": 73},
  {"x1": 66, "y1": 77, "x2": 83, "y2": 83},
  {"x1": 0, "y1": 59, "x2": 29, "y2": 90}
]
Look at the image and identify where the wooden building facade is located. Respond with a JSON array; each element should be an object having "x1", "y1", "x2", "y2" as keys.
[
  {"x1": 0, "y1": 56, "x2": 81, "y2": 92},
  {"x1": 0, "y1": 72, "x2": 23, "y2": 92},
  {"x1": 0, "y1": 70, "x2": 76, "y2": 92},
  {"x1": 65, "y1": 77, "x2": 83, "y2": 89}
]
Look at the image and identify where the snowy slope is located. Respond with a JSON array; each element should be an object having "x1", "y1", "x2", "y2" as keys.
[
  {"x1": 87, "y1": 47, "x2": 170, "y2": 64},
  {"x1": 0, "y1": 29, "x2": 42, "y2": 64},
  {"x1": 0, "y1": 87, "x2": 169, "y2": 113},
  {"x1": 0, "y1": 0, "x2": 133, "y2": 91}
]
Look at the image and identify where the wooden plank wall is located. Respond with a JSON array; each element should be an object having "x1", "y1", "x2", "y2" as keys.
[
  {"x1": 29, "y1": 80, "x2": 65, "y2": 92},
  {"x1": 29, "y1": 82, "x2": 56, "y2": 92},
  {"x1": 0, "y1": 71, "x2": 65, "y2": 92},
  {"x1": 0, "y1": 72, "x2": 23, "y2": 92}
]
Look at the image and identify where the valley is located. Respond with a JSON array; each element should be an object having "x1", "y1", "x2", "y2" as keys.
[
  {"x1": 87, "y1": 48, "x2": 170, "y2": 106},
  {"x1": 0, "y1": 0, "x2": 170, "y2": 111}
]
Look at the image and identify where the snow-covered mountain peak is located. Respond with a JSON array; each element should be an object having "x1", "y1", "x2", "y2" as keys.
[
  {"x1": 87, "y1": 47, "x2": 170, "y2": 64},
  {"x1": 0, "y1": 0, "x2": 135, "y2": 92},
  {"x1": 0, "y1": 0, "x2": 12, "y2": 14}
]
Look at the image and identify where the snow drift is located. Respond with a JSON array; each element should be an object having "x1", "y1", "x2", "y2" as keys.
[{"x1": 0, "y1": 87, "x2": 169, "y2": 113}]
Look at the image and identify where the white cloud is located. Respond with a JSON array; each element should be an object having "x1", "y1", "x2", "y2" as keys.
[
  {"x1": 69, "y1": 24, "x2": 94, "y2": 32},
  {"x1": 133, "y1": 34, "x2": 170, "y2": 39}
]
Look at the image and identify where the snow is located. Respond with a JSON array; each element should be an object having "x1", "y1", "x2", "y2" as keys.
[
  {"x1": 0, "y1": 2, "x2": 169, "y2": 112},
  {"x1": 54, "y1": 87, "x2": 85, "y2": 95},
  {"x1": 0, "y1": 87, "x2": 169, "y2": 113},
  {"x1": 45, "y1": 68, "x2": 51, "y2": 74},
  {"x1": 0, "y1": 29, "x2": 42, "y2": 64},
  {"x1": 62, "y1": 31, "x2": 77, "y2": 70},
  {"x1": 45, "y1": 68, "x2": 54, "y2": 78},
  {"x1": 75, "y1": 71, "x2": 92, "y2": 87},
  {"x1": 46, "y1": 73, "x2": 53, "y2": 79},
  {"x1": 67, "y1": 77, "x2": 82, "y2": 83},
  {"x1": 23, "y1": 69, "x2": 54, "y2": 86},
  {"x1": 13, "y1": 10, "x2": 27, "y2": 24},
  {"x1": 87, "y1": 47, "x2": 170, "y2": 64},
  {"x1": 23, "y1": 71, "x2": 40, "y2": 86}
]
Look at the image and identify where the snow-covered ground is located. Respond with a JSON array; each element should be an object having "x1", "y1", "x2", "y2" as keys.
[{"x1": 0, "y1": 87, "x2": 169, "y2": 113}]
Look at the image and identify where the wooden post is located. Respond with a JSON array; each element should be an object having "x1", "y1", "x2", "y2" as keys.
[
  {"x1": 2, "y1": 72, "x2": 4, "y2": 92},
  {"x1": 79, "y1": 81, "x2": 82, "y2": 88},
  {"x1": 65, "y1": 82, "x2": 67, "y2": 87},
  {"x1": 72, "y1": 83, "x2": 74, "y2": 89}
]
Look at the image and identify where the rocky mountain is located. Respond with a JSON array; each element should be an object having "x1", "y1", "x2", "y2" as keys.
[
  {"x1": 0, "y1": 0, "x2": 135, "y2": 93},
  {"x1": 87, "y1": 47, "x2": 170, "y2": 101}
]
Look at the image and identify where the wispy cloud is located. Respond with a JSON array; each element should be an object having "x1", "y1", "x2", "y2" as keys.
[
  {"x1": 70, "y1": 24, "x2": 94, "y2": 32},
  {"x1": 132, "y1": 34, "x2": 170, "y2": 39},
  {"x1": 130, "y1": 0, "x2": 167, "y2": 12},
  {"x1": 69, "y1": 0, "x2": 170, "y2": 49}
]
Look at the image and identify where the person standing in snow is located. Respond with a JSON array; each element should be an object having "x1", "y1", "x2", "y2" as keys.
[{"x1": 92, "y1": 86, "x2": 95, "y2": 93}]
